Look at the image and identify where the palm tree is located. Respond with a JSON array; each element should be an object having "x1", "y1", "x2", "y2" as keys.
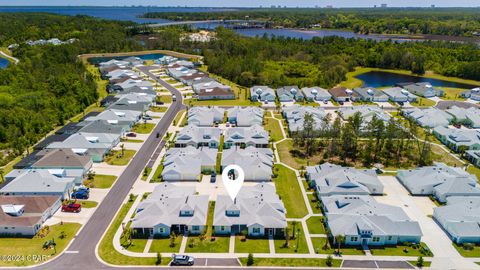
[
  {"x1": 335, "y1": 234, "x2": 345, "y2": 254},
  {"x1": 291, "y1": 221, "x2": 298, "y2": 240},
  {"x1": 0, "y1": 167, "x2": 4, "y2": 183},
  {"x1": 284, "y1": 227, "x2": 290, "y2": 248},
  {"x1": 120, "y1": 144, "x2": 125, "y2": 157}
]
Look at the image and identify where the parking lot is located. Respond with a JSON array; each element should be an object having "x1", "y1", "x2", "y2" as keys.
[{"x1": 342, "y1": 260, "x2": 413, "y2": 269}]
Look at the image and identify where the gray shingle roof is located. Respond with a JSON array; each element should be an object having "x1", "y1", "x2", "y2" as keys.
[
  {"x1": 187, "y1": 107, "x2": 225, "y2": 126},
  {"x1": 221, "y1": 147, "x2": 273, "y2": 181},
  {"x1": 227, "y1": 107, "x2": 264, "y2": 127},
  {"x1": 0, "y1": 170, "x2": 75, "y2": 195}
]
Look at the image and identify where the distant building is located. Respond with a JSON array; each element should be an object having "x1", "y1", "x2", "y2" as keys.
[
  {"x1": 353, "y1": 87, "x2": 389, "y2": 102},
  {"x1": 301, "y1": 87, "x2": 331, "y2": 102},
  {"x1": 402, "y1": 82, "x2": 443, "y2": 98},
  {"x1": 250, "y1": 86, "x2": 276, "y2": 102},
  {"x1": 383, "y1": 87, "x2": 418, "y2": 102},
  {"x1": 277, "y1": 86, "x2": 304, "y2": 102},
  {"x1": 227, "y1": 107, "x2": 264, "y2": 127},
  {"x1": 402, "y1": 107, "x2": 453, "y2": 128},
  {"x1": 282, "y1": 105, "x2": 328, "y2": 133},
  {"x1": 328, "y1": 86, "x2": 358, "y2": 102},
  {"x1": 187, "y1": 107, "x2": 225, "y2": 127},
  {"x1": 224, "y1": 125, "x2": 269, "y2": 149},
  {"x1": 221, "y1": 147, "x2": 273, "y2": 181}
]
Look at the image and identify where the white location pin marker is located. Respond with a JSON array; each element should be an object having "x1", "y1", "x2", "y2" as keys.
[{"x1": 222, "y1": 164, "x2": 245, "y2": 201}]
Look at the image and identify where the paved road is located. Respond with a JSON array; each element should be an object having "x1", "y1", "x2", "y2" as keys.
[{"x1": 22, "y1": 66, "x2": 184, "y2": 270}]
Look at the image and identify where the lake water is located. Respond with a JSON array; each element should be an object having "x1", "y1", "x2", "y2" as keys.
[
  {"x1": 0, "y1": 57, "x2": 9, "y2": 69},
  {"x1": 356, "y1": 71, "x2": 478, "y2": 89},
  {"x1": 87, "y1": 53, "x2": 167, "y2": 65}
]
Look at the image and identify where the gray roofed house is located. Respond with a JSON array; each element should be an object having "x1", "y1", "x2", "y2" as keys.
[
  {"x1": 162, "y1": 146, "x2": 218, "y2": 181},
  {"x1": 433, "y1": 196, "x2": 480, "y2": 244},
  {"x1": 131, "y1": 183, "x2": 209, "y2": 237},
  {"x1": 187, "y1": 106, "x2": 225, "y2": 127},
  {"x1": 31, "y1": 148, "x2": 92, "y2": 179},
  {"x1": 0, "y1": 195, "x2": 62, "y2": 236},
  {"x1": 33, "y1": 134, "x2": 71, "y2": 151},
  {"x1": 461, "y1": 88, "x2": 480, "y2": 101},
  {"x1": 46, "y1": 132, "x2": 117, "y2": 162},
  {"x1": 328, "y1": 86, "x2": 358, "y2": 102},
  {"x1": 121, "y1": 85, "x2": 155, "y2": 96},
  {"x1": 84, "y1": 109, "x2": 141, "y2": 130},
  {"x1": 227, "y1": 107, "x2": 264, "y2": 127},
  {"x1": 383, "y1": 87, "x2": 418, "y2": 102},
  {"x1": 402, "y1": 107, "x2": 453, "y2": 128},
  {"x1": 250, "y1": 86, "x2": 276, "y2": 102},
  {"x1": 465, "y1": 150, "x2": 480, "y2": 167},
  {"x1": 353, "y1": 87, "x2": 389, "y2": 102},
  {"x1": 397, "y1": 162, "x2": 480, "y2": 202},
  {"x1": 192, "y1": 80, "x2": 230, "y2": 94},
  {"x1": 446, "y1": 106, "x2": 480, "y2": 128},
  {"x1": 113, "y1": 79, "x2": 153, "y2": 91},
  {"x1": 122, "y1": 56, "x2": 144, "y2": 66},
  {"x1": 166, "y1": 66, "x2": 195, "y2": 80},
  {"x1": 224, "y1": 125, "x2": 269, "y2": 149},
  {"x1": 403, "y1": 82, "x2": 444, "y2": 98},
  {"x1": 221, "y1": 147, "x2": 273, "y2": 181},
  {"x1": 282, "y1": 105, "x2": 328, "y2": 133},
  {"x1": 302, "y1": 87, "x2": 332, "y2": 101},
  {"x1": 55, "y1": 122, "x2": 82, "y2": 135},
  {"x1": 108, "y1": 97, "x2": 150, "y2": 112},
  {"x1": 214, "y1": 183, "x2": 287, "y2": 237},
  {"x1": 0, "y1": 170, "x2": 75, "y2": 200},
  {"x1": 106, "y1": 69, "x2": 139, "y2": 80},
  {"x1": 433, "y1": 126, "x2": 480, "y2": 152},
  {"x1": 79, "y1": 120, "x2": 126, "y2": 135},
  {"x1": 277, "y1": 86, "x2": 304, "y2": 102},
  {"x1": 306, "y1": 163, "x2": 384, "y2": 197},
  {"x1": 116, "y1": 92, "x2": 156, "y2": 105},
  {"x1": 174, "y1": 125, "x2": 221, "y2": 148},
  {"x1": 338, "y1": 105, "x2": 391, "y2": 126},
  {"x1": 322, "y1": 195, "x2": 422, "y2": 246}
]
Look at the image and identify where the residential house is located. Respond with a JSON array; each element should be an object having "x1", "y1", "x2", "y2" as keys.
[
  {"x1": 402, "y1": 108, "x2": 453, "y2": 128},
  {"x1": 461, "y1": 88, "x2": 480, "y2": 101},
  {"x1": 433, "y1": 126, "x2": 480, "y2": 152},
  {"x1": 383, "y1": 87, "x2": 418, "y2": 102},
  {"x1": 108, "y1": 97, "x2": 150, "y2": 112},
  {"x1": 227, "y1": 107, "x2": 264, "y2": 127},
  {"x1": 224, "y1": 125, "x2": 269, "y2": 149},
  {"x1": 402, "y1": 82, "x2": 443, "y2": 98},
  {"x1": 33, "y1": 134, "x2": 71, "y2": 151},
  {"x1": 31, "y1": 148, "x2": 93, "y2": 181},
  {"x1": 78, "y1": 120, "x2": 126, "y2": 136},
  {"x1": 328, "y1": 86, "x2": 358, "y2": 102},
  {"x1": 445, "y1": 106, "x2": 480, "y2": 128},
  {"x1": 131, "y1": 183, "x2": 208, "y2": 236},
  {"x1": 174, "y1": 126, "x2": 221, "y2": 148},
  {"x1": 397, "y1": 163, "x2": 480, "y2": 203},
  {"x1": 306, "y1": 163, "x2": 384, "y2": 197},
  {"x1": 282, "y1": 105, "x2": 328, "y2": 133},
  {"x1": 338, "y1": 105, "x2": 391, "y2": 127},
  {"x1": 214, "y1": 183, "x2": 287, "y2": 237},
  {"x1": 250, "y1": 86, "x2": 276, "y2": 102},
  {"x1": 433, "y1": 196, "x2": 480, "y2": 244},
  {"x1": 353, "y1": 87, "x2": 389, "y2": 102},
  {"x1": 179, "y1": 72, "x2": 209, "y2": 86},
  {"x1": 465, "y1": 150, "x2": 480, "y2": 167},
  {"x1": 46, "y1": 133, "x2": 117, "y2": 162},
  {"x1": 0, "y1": 170, "x2": 75, "y2": 199},
  {"x1": 84, "y1": 109, "x2": 141, "y2": 131},
  {"x1": 302, "y1": 87, "x2": 332, "y2": 102},
  {"x1": 322, "y1": 195, "x2": 422, "y2": 246},
  {"x1": 192, "y1": 80, "x2": 230, "y2": 94},
  {"x1": 0, "y1": 196, "x2": 62, "y2": 236},
  {"x1": 276, "y1": 86, "x2": 304, "y2": 102},
  {"x1": 161, "y1": 146, "x2": 218, "y2": 181},
  {"x1": 197, "y1": 87, "x2": 235, "y2": 100},
  {"x1": 221, "y1": 147, "x2": 273, "y2": 181},
  {"x1": 113, "y1": 79, "x2": 153, "y2": 92},
  {"x1": 187, "y1": 107, "x2": 225, "y2": 127}
]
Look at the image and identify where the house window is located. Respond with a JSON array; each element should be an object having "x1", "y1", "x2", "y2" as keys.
[
  {"x1": 252, "y1": 228, "x2": 261, "y2": 234},
  {"x1": 159, "y1": 228, "x2": 165, "y2": 233},
  {"x1": 221, "y1": 226, "x2": 225, "y2": 231},
  {"x1": 388, "y1": 236, "x2": 393, "y2": 241},
  {"x1": 372, "y1": 237, "x2": 380, "y2": 242},
  {"x1": 192, "y1": 226, "x2": 199, "y2": 231},
  {"x1": 351, "y1": 236, "x2": 358, "y2": 242}
]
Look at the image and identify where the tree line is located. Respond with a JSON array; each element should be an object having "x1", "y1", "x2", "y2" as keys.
[{"x1": 142, "y1": 8, "x2": 480, "y2": 37}]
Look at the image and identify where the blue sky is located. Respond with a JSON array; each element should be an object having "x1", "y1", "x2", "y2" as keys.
[{"x1": 0, "y1": 0, "x2": 478, "y2": 7}]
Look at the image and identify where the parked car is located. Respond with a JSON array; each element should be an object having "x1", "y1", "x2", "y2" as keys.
[
  {"x1": 323, "y1": 100, "x2": 328, "y2": 104},
  {"x1": 74, "y1": 186, "x2": 90, "y2": 193},
  {"x1": 126, "y1": 132, "x2": 137, "y2": 137},
  {"x1": 226, "y1": 123, "x2": 230, "y2": 127},
  {"x1": 172, "y1": 94, "x2": 177, "y2": 101},
  {"x1": 398, "y1": 101, "x2": 404, "y2": 106},
  {"x1": 156, "y1": 101, "x2": 164, "y2": 105},
  {"x1": 264, "y1": 101, "x2": 269, "y2": 105},
  {"x1": 171, "y1": 254, "x2": 194, "y2": 266},
  {"x1": 210, "y1": 173, "x2": 216, "y2": 183},
  {"x1": 62, "y1": 203, "x2": 81, "y2": 213},
  {"x1": 72, "y1": 190, "x2": 89, "y2": 199},
  {"x1": 338, "y1": 101, "x2": 344, "y2": 105}
]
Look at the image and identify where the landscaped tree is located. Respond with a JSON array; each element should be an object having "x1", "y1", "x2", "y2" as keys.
[
  {"x1": 416, "y1": 256, "x2": 424, "y2": 268},
  {"x1": 326, "y1": 255, "x2": 333, "y2": 267},
  {"x1": 284, "y1": 226, "x2": 290, "y2": 248},
  {"x1": 120, "y1": 144, "x2": 125, "y2": 157},
  {"x1": 156, "y1": 252, "x2": 162, "y2": 265},
  {"x1": 291, "y1": 221, "x2": 298, "y2": 240},
  {"x1": 335, "y1": 234, "x2": 345, "y2": 254},
  {"x1": 247, "y1": 253, "x2": 254, "y2": 266},
  {"x1": 301, "y1": 112, "x2": 316, "y2": 156},
  {"x1": 169, "y1": 232, "x2": 177, "y2": 247},
  {"x1": 0, "y1": 167, "x2": 4, "y2": 182}
]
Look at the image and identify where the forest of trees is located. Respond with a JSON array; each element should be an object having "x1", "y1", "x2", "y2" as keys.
[
  {"x1": 291, "y1": 112, "x2": 433, "y2": 168},
  {"x1": 143, "y1": 8, "x2": 480, "y2": 37},
  {"x1": 0, "y1": 13, "x2": 141, "y2": 166},
  {"x1": 145, "y1": 27, "x2": 480, "y2": 88}
]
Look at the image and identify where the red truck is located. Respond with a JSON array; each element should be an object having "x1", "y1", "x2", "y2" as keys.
[{"x1": 61, "y1": 203, "x2": 81, "y2": 213}]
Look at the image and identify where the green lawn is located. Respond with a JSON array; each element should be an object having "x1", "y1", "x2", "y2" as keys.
[
  {"x1": 89, "y1": 174, "x2": 117, "y2": 188},
  {"x1": 125, "y1": 239, "x2": 148, "y2": 253},
  {"x1": 430, "y1": 144, "x2": 464, "y2": 167},
  {"x1": 277, "y1": 139, "x2": 322, "y2": 169},
  {"x1": 0, "y1": 223, "x2": 81, "y2": 266},
  {"x1": 410, "y1": 97, "x2": 436, "y2": 107},
  {"x1": 306, "y1": 216, "x2": 327, "y2": 234},
  {"x1": 185, "y1": 236, "x2": 230, "y2": 253},
  {"x1": 273, "y1": 165, "x2": 308, "y2": 218},
  {"x1": 98, "y1": 195, "x2": 171, "y2": 265},
  {"x1": 453, "y1": 242, "x2": 480, "y2": 257},
  {"x1": 105, "y1": 150, "x2": 136, "y2": 166},
  {"x1": 158, "y1": 95, "x2": 172, "y2": 104},
  {"x1": 141, "y1": 167, "x2": 152, "y2": 181},
  {"x1": 442, "y1": 88, "x2": 466, "y2": 101},
  {"x1": 121, "y1": 138, "x2": 144, "y2": 143},
  {"x1": 264, "y1": 117, "x2": 284, "y2": 142},
  {"x1": 307, "y1": 193, "x2": 322, "y2": 214},
  {"x1": 311, "y1": 237, "x2": 365, "y2": 255},
  {"x1": 151, "y1": 162, "x2": 164, "y2": 182},
  {"x1": 173, "y1": 109, "x2": 186, "y2": 126},
  {"x1": 370, "y1": 242, "x2": 433, "y2": 257},
  {"x1": 149, "y1": 236, "x2": 183, "y2": 253},
  {"x1": 131, "y1": 123, "x2": 156, "y2": 134},
  {"x1": 274, "y1": 221, "x2": 309, "y2": 254},
  {"x1": 467, "y1": 166, "x2": 480, "y2": 183},
  {"x1": 78, "y1": 200, "x2": 98, "y2": 208},
  {"x1": 150, "y1": 106, "x2": 168, "y2": 113},
  {"x1": 235, "y1": 236, "x2": 270, "y2": 253},
  {"x1": 239, "y1": 257, "x2": 342, "y2": 267}
]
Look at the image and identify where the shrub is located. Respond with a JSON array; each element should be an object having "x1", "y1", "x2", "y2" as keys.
[
  {"x1": 416, "y1": 256, "x2": 424, "y2": 268},
  {"x1": 156, "y1": 252, "x2": 162, "y2": 265},
  {"x1": 246, "y1": 253, "x2": 254, "y2": 266},
  {"x1": 463, "y1": 243, "x2": 475, "y2": 251},
  {"x1": 326, "y1": 255, "x2": 333, "y2": 267}
]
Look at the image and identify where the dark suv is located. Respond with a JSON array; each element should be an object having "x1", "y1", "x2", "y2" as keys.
[{"x1": 171, "y1": 254, "x2": 194, "y2": 266}]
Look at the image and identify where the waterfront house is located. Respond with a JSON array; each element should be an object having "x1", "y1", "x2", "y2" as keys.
[
  {"x1": 383, "y1": 87, "x2": 418, "y2": 102},
  {"x1": 402, "y1": 82, "x2": 444, "y2": 98},
  {"x1": 353, "y1": 87, "x2": 389, "y2": 102},
  {"x1": 328, "y1": 86, "x2": 358, "y2": 102}
]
